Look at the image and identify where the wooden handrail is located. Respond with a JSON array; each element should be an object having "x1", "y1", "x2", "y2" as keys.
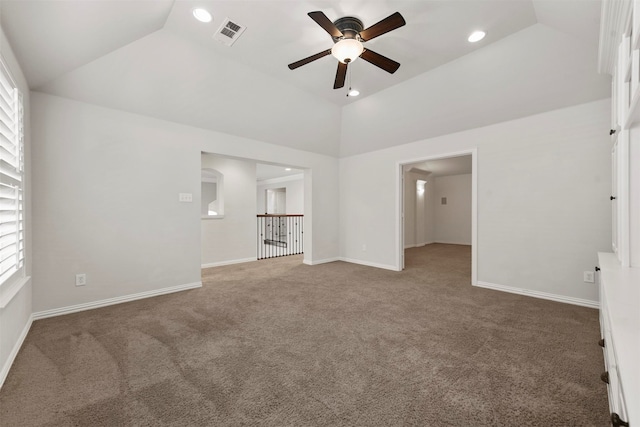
[{"x1": 257, "y1": 214, "x2": 303, "y2": 217}]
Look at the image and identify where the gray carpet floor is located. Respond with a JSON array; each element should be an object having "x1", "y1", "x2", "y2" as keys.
[{"x1": 0, "y1": 244, "x2": 609, "y2": 426}]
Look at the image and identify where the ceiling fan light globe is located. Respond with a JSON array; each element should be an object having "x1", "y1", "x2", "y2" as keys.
[{"x1": 331, "y1": 39, "x2": 364, "y2": 64}]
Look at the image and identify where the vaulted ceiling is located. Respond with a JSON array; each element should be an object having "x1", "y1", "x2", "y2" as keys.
[{"x1": 0, "y1": 0, "x2": 610, "y2": 157}]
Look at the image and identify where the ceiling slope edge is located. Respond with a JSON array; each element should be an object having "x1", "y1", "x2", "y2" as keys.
[
  {"x1": 0, "y1": 0, "x2": 174, "y2": 89},
  {"x1": 36, "y1": 30, "x2": 342, "y2": 157},
  {"x1": 338, "y1": 23, "x2": 611, "y2": 158}
]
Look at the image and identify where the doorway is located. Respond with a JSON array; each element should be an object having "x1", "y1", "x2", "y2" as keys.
[
  {"x1": 256, "y1": 163, "x2": 305, "y2": 260},
  {"x1": 199, "y1": 154, "x2": 307, "y2": 268},
  {"x1": 398, "y1": 150, "x2": 477, "y2": 285}
]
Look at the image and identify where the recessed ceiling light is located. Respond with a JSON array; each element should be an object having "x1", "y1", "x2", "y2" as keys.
[
  {"x1": 468, "y1": 30, "x2": 486, "y2": 43},
  {"x1": 348, "y1": 88, "x2": 360, "y2": 97},
  {"x1": 193, "y1": 8, "x2": 212, "y2": 23},
  {"x1": 285, "y1": 168, "x2": 292, "y2": 171}
]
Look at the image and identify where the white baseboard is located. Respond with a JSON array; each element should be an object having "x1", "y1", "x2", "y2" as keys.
[
  {"x1": 340, "y1": 257, "x2": 399, "y2": 271},
  {"x1": 0, "y1": 313, "x2": 33, "y2": 390},
  {"x1": 475, "y1": 281, "x2": 599, "y2": 309},
  {"x1": 304, "y1": 257, "x2": 398, "y2": 271},
  {"x1": 405, "y1": 242, "x2": 435, "y2": 249},
  {"x1": 305, "y1": 256, "x2": 398, "y2": 271},
  {"x1": 201, "y1": 257, "x2": 257, "y2": 269},
  {"x1": 303, "y1": 257, "x2": 340, "y2": 266},
  {"x1": 434, "y1": 240, "x2": 472, "y2": 246},
  {"x1": 32, "y1": 281, "x2": 202, "y2": 320}
]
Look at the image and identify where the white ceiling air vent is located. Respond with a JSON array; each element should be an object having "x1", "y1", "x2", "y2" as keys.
[{"x1": 213, "y1": 18, "x2": 246, "y2": 47}]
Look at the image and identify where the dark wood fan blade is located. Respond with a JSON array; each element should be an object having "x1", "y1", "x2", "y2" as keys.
[
  {"x1": 360, "y1": 49, "x2": 400, "y2": 74},
  {"x1": 288, "y1": 49, "x2": 332, "y2": 70},
  {"x1": 359, "y1": 12, "x2": 406, "y2": 41},
  {"x1": 334, "y1": 62, "x2": 347, "y2": 89},
  {"x1": 308, "y1": 11, "x2": 343, "y2": 38}
]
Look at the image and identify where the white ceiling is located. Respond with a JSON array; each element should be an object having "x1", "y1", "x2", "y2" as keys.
[
  {"x1": 0, "y1": 0, "x2": 610, "y2": 158},
  {"x1": 161, "y1": 0, "x2": 541, "y2": 106},
  {"x1": 0, "y1": 0, "x2": 174, "y2": 88},
  {"x1": 406, "y1": 155, "x2": 472, "y2": 178},
  {"x1": 256, "y1": 163, "x2": 303, "y2": 181}
]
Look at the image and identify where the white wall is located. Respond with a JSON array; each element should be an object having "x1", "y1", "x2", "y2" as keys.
[
  {"x1": 201, "y1": 155, "x2": 257, "y2": 267},
  {"x1": 340, "y1": 99, "x2": 611, "y2": 304},
  {"x1": 629, "y1": 125, "x2": 640, "y2": 267},
  {"x1": 201, "y1": 181, "x2": 217, "y2": 216},
  {"x1": 415, "y1": 179, "x2": 428, "y2": 246},
  {"x1": 405, "y1": 171, "x2": 473, "y2": 249},
  {"x1": 0, "y1": 25, "x2": 32, "y2": 387},
  {"x1": 256, "y1": 175, "x2": 304, "y2": 215},
  {"x1": 31, "y1": 93, "x2": 202, "y2": 313},
  {"x1": 433, "y1": 174, "x2": 472, "y2": 245},
  {"x1": 31, "y1": 92, "x2": 340, "y2": 313},
  {"x1": 403, "y1": 172, "x2": 417, "y2": 248},
  {"x1": 403, "y1": 172, "x2": 434, "y2": 248}
]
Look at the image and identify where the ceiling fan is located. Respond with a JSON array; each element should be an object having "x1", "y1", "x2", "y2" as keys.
[{"x1": 288, "y1": 11, "x2": 406, "y2": 89}]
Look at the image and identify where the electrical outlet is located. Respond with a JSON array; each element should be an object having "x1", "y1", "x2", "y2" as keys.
[
  {"x1": 75, "y1": 273, "x2": 87, "y2": 287},
  {"x1": 583, "y1": 271, "x2": 595, "y2": 283},
  {"x1": 362, "y1": 244, "x2": 367, "y2": 252}
]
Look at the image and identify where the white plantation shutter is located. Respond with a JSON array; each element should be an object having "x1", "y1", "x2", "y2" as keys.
[{"x1": 0, "y1": 58, "x2": 24, "y2": 286}]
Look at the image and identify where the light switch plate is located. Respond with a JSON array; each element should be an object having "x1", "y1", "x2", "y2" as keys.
[{"x1": 179, "y1": 193, "x2": 193, "y2": 203}]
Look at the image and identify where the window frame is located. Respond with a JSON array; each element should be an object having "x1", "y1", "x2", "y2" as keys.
[{"x1": 0, "y1": 54, "x2": 25, "y2": 294}]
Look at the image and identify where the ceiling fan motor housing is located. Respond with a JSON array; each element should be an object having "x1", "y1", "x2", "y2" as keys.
[{"x1": 332, "y1": 17, "x2": 364, "y2": 41}]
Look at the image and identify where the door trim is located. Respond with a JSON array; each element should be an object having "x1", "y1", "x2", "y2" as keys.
[{"x1": 396, "y1": 149, "x2": 477, "y2": 286}]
